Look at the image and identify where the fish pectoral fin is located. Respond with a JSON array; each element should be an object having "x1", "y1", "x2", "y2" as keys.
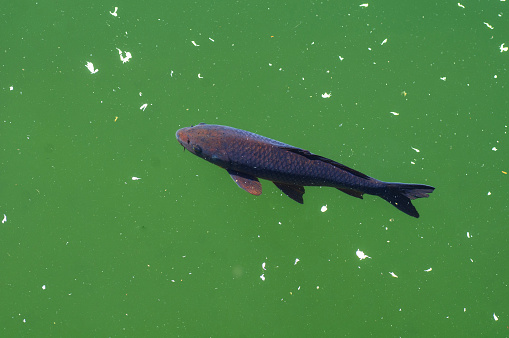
[
  {"x1": 273, "y1": 182, "x2": 305, "y2": 204},
  {"x1": 338, "y1": 188, "x2": 364, "y2": 199},
  {"x1": 227, "y1": 170, "x2": 262, "y2": 196}
]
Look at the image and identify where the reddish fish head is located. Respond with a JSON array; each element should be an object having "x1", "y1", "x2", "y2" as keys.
[{"x1": 176, "y1": 123, "x2": 230, "y2": 167}]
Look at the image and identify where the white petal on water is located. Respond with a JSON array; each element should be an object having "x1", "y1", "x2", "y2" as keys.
[
  {"x1": 411, "y1": 147, "x2": 420, "y2": 152},
  {"x1": 356, "y1": 249, "x2": 371, "y2": 260},
  {"x1": 483, "y1": 22, "x2": 494, "y2": 29},
  {"x1": 321, "y1": 92, "x2": 331, "y2": 98},
  {"x1": 132, "y1": 177, "x2": 141, "y2": 181},
  {"x1": 116, "y1": 48, "x2": 132, "y2": 63},
  {"x1": 260, "y1": 274, "x2": 265, "y2": 281},
  {"x1": 85, "y1": 62, "x2": 99, "y2": 74},
  {"x1": 140, "y1": 103, "x2": 148, "y2": 111},
  {"x1": 389, "y1": 272, "x2": 398, "y2": 278},
  {"x1": 109, "y1": 7, "x2": 118, "y2": 16},
  {"x1": 424, "y1": 267, "x2": 432, "y2": 272},
  {"x1": 262, "y1": 262, "x2": 266, "y2": 270},
  {"x1": 321, "y1": 205, "x2": 328, "y2": 212},
  {"x1": 191, "y1": 41, "x2": 200, "y2": 46},
  {"x1": 493, "y1": 313, "x2": 499, "y2": 321},
  {"x1": 390, "y1": 112, "x2": 399, "y2": 116},
  {"x1": 2, "y1": 214, "x2": 6, "y2": 223},
  {"x1": 294, "y1": 258, "x2": 300, "y2": 265},
  {"x1": 381, "y1": 38, "x2": 388, "y2": 45},
  {"x1": 458, "y1": 3, "x2": 465, "y2": 8},
  {"x1": 440, "y1": 76, "x2": 447, "y2": 81},
  {"x1": 500, "y1": 43, "x2": 508, "y2": 52},
  {"x1": 360, "y1": 3, "x2": 369, "y2": 7}
]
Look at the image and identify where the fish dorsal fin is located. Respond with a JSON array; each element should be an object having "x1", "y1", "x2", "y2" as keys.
[
  {"x1": 227, "y1": 169, "x2": 262, "y2": 196},
  {"x1": 280, "y1": 147, "x2": 371, "y2": 180}
]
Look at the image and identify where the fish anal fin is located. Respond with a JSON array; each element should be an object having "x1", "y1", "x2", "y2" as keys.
[
  {"x1": 227, "y1": 169, "x2": 262, "y2": 196},
  {"x1": 273, "y1": 182, "x2": 305, "y2": 204},
  {"x1": 338, "y1": 188, "x2": 364, "y2": 199}
]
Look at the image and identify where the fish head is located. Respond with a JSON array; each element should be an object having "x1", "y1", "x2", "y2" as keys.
[{"x1": 176, "y1": 123, "x2": 230, "y2": 167}]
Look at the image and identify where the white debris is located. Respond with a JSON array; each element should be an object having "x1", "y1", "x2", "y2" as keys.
[
  {"x1": 191, "y1": 41, "x2": 200, "y2": 46},
  {"x1": 109, "y1": 7, "x2": 118, "y2": 17},
  {"x1": 424, "y1": 267, "x2": 432, "y2": 272},
  {"x1": 198, "y1": 73, "x2": 204, "y2": 79},
  {"x1": 85, "y1": 62, "x2": 99, "y2": 74},
  {"x1": 1, "y1": 214, "x2": 6, "y2": 223},
  {"x1": 132, "y1": 177, "x2": 141, "y2": 181},
  {"x1": 488, "y1": 191, "x2": 492, "y2": 195},
  {"x1": 116, "y1": 48, "x2": 132, "y2": 63},
  {"x1": 294, "y1": 258, "x2": 300, "y2": 265},
  {"x1": 262, "y1": 262, "x2": 266, "y2": 270},
  {"x1": 411, "y1": 147, "x2": 420, "y2": 153},
  {"x1": 467, "y1": 232, "x2": 471, "y2": 238},
  {"x1": 42, "y1": 285, "x2": 46, "y2": 290},
  {"x1": 356, "y1": 249, "x2": 371, "y2": 260},
  {"x1": 9, "y1": 86, "x2": 13, "y2": 91},
  {"x1": 321, "y1": 92, "x2": 331, "y2": 98},
  {"x1": 500, "y1": 43, "x2": 508, "y2": 52},
  {"x1": 390, "y1": 112, "x2": 399, "y2": 116},
  {"x1": 483, "y1": 22, "x2": 494, "y2": 29},
  {"x1": 209, "y1": 37, "x2": 215, "y2": 42},
  {"x1": 389, "y1": 271, "x2": 398, "y2": 278},
  {"x1": 458, "y1": 3, "x2": 465, "y2": 8},
  {"x1": 492, "y1": 147, "x2": 497, "y2": 151},
  {"x1": 493, "y1": 313, "x2": 499, "y2": 321},
  {"x1": 360, "y1": 3, "x2": 369, "y2": 7},
  {"x1": 381, "y1": 38, "x2": 388, "y2": 45},
  {"x1": 260, "y1": 274, "x2": 265, "y2": 281},
  {"x1": 440, "y1": 76, "x2": 447, "y2": 81},
  {"x1": 321, "y1": 205, "x2": 328, "y2": 212},
  {"x1": 140, "y1": 103, "x2": 148, "y2": 111}
]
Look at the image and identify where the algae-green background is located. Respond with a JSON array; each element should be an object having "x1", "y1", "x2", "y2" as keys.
[{"x1": 1, "y1": 1, "x2": 508, "y2": 336}]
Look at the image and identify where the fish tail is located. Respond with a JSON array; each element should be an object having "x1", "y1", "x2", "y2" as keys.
[{"x1": 379, "y1": 183, "x2": 435, "y2": 218}]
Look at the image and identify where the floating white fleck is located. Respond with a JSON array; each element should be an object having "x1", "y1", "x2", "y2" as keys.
[
  {"x1": 470, "y1": 258, "x2": 474, "y2": 262},
  {"x1": 321, "y1": 205, "x2": 328, "y2": 212},
  {"x1": 492, "y1": 147, "x2": 497, "y2": 151},
  {"x1": 260, "y1": 274, "x2": 265, "y2": 281},
  {"x1": 322, "y1": 92, "x2": 331, "y2": 98},
  {"x1": 338, "y1": 55, "x2": 344, "y2": 61},
  {"x1": 467, "y1": 232, "x2": 471, "y2": 238},
  {"x1": 500, "y1": 43, "x2": 508, "y2": 52},
  {"x1": 198, "y1": 73, "x2": 204, "y2": 79},
  {"x1": 464, "y1": 307, "x2": 466, "y2": 312},
  {"x1": 294, "y1": 258, "x2": 300, "y2": 265},
  {"x1": 85, "y1": 62, "x2": 99, "y2": 74},
  {"x1": 262, "y1": 262, "x2": 266, "y2": 270},
  {"x1": 170, "y1": 70, "x2": 174, "y2": 77},
  {"x1": 109, "y1": 7, "x2": 118, "y2": 17},
  {"x1": 132, "y1": 177, "x2": 141, "y2": 180},
  {"x1": 390, "y1": 112, "x2": 399, "y2": 116},
  {"x1": 483, "y1": 22, "x2": 494, "y2": 29},
  {"x1": 440, "y1": 76, "x2": 447, "y2": 81},
  {"x1": 191, "y1": 40, "x2": 200, "y2": 46},
  {"x1": 1, "y1": 214, "x2": 6, "y2": 223},
  {"x1": 493, "y1": 313, "x2": 499, "y2": 321},
  {"x1": 381, "y1": 38, "x2": 388, "y2": 45},
  {"x1": 360, "y1": 3, "x2": 369, "y2": 7},
  {"x1": 116, "y1": 48, "x2": 132, "y2": 63},
  {"x1": 458, "y1": 3, "x2": 465, "y2": 8},
  {"x1": 42, "y1": 285, "x2": 46, "y2": 290},
  {"x1": 424, "y1": 267, "x2": 432, "y2": 272},
  {"x1": 488, "y1": 191, "x2": 491, "y2": 195},
  {"x1": 9, "y1": 86, "x2": 13, "y2": 91},
  {"x1": 209, "y1": 37, "x2": 214, "y2": 42},
  {"x1": 140, "y1": 103, "x2": 148, "y2": 111},
  {"x1": 389, "y1": 271, "x2": 398, "y2": 278},
  {"x1": 356, "y1": 249, "x2": 371, "y2": 260},
  {"x1": 411, "y1": 147, "x2": 420, "y2": 153}
]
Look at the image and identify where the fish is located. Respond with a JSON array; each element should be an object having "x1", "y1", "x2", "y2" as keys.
[{"x1": 176, "y1": 123, "x2": 435, "y2": 218}]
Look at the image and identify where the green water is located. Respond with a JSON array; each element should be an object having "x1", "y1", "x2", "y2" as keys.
[{"x1": 1, "y1": 1, "x2": 508, "y2": 336}]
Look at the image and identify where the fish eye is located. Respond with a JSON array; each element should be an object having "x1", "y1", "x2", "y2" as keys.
[{"x1": 193, "y1": 145, "x2": 202, "y2": 154}]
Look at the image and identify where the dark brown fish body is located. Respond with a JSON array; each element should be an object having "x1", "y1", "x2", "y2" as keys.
[{"x1": 176, "y1": 123, "x2": 435, "y2": 218}]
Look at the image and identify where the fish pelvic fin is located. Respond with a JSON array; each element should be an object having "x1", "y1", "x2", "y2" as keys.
[
  {"x1": 380, "y1": 183, "x2": 435, "y2": 218},
  {"x1": 273, "y1": 182, "x2": 305, "y2": 204}
]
